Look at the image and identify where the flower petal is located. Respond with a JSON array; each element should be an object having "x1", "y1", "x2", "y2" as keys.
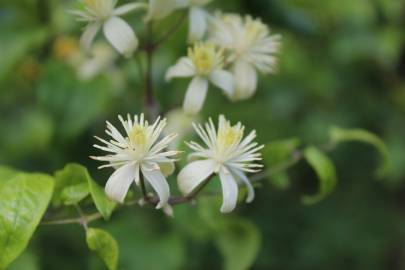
[
  {"x1": 209, "y1": 69, "x2": 235, "y2": 97},
  {"x1": 233, "y1": 60, "x2": 258, "y2": 101},
  {"x1": 219, "y1": 167, "x2": 239, "y2": 213},
  {"x1": 105, "y1": 163, "x2": 136, "y2": 203},
  {"x1": 188, "y1": 7, "x2": 207, "y2": 42},
  {"x1": 183, "y1": 76, "x2": 209, "y2": 115},
  {"x1": 165, "y1": 57, "x2": 195, "y2": 81},
  {"x1": 80, "y1": 22, "x2": 101, "y2": 52},
  {"x1": 113, "y1": 3, "x2": 148, "y2": 16},
  {"x1": 141, "y1": 164, "x2": 170, "y2": 209},
  {"x1": 159, "y1": 161, "x2": 175, "y2": 177},
  {"x1": 145, "y1": 0, "x2": 178, "y2": 21},
  {"x1": 103, "y1": 16, "x2": 138, "y2": 57},
  {"x1": 177, "y1": 159, "x2": 216, "y2": 195},
  {"x1": 230, "y1": 168, "x2": 255, "y2": 203}
]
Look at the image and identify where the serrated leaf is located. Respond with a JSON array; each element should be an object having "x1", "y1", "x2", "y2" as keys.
[
  {"x1": 216, "y1": 218, "x2": 261, "y2": 270},
  {"x1": 330, "y1": 126, "x2": 390, "y2": 177},
  {"x1": 86, "y1": 228, "x2": 119, "y2": 270},
  {"x1": 0, "y1": 173, "x2": 54, "y2": 269},
  {"x1": 302, "y1": 146, "x2": 337, "y2": 204},
  {"x1": 53, "y1": 164, "x2": 115, "y2": 219},
  {"x1": 60, "y1": 182, "x2": 90, "y2": 206}
]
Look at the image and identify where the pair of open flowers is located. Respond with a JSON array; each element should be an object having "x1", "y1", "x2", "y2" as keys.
[{"x1": 91, "y1": 114, "x2": 263, "y2": 213}]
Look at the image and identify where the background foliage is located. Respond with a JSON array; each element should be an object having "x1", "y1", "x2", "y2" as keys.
[{"x1": 1, "y1": 0, "x2": 405, "y2": 269}]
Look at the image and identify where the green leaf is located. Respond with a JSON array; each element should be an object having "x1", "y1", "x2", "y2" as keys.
[
  {"x1": 87, "y1": 176, "x2": 116, "y2": 220},
  {"x1": 54, "y1": 164, "x2": 115, "y2": 219},
  {"x1": 60, "y1": 182, "x2": 90, "y2": 206},
  {"x1": 53, "y1": 164, "x2": 89, "y2": 206},
  {"x1": 216, "y1": 218, "x2": 261, "y2": 270},
  {"x1": 86, "y1": 228, "x2": 119, "y2": 270},
  {"x1": 302, "y1": 146, "x2": 337, "y2": 205},
  {"x1": 0, "y1": 166, "x2": 19, "y2": 189},
  {"x1": 330, "y1": 126, "x2": 390, "y2": 177},
  {"x1": 0, "y1": 173, "x2": 54, "y2": 269}
]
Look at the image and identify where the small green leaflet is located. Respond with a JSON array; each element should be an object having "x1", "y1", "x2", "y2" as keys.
[
  {"x1": 216, "y1": 218, "x2": 261, "y2": 270},
  {"x1": 86, "y1": 228, "x2": 119, "y2": 270},
  {"x1": 302, "y1": 146, "x2": 337, "y2": 205},
  {"x1": 330, "y1": 126, "x2": 390, "y2": 178},
  {"x1": 53, "y1": 164, "x2": 115, "y2": 219}
]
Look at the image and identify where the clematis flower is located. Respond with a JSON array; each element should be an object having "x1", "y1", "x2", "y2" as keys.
[
  {"x1": 166, "y1": 42, "x2": 234, "y2": 115},
  {"x1": 177, "y1": 115, "x2": 264, "y2": 213},
  {"x1": 145, "y1": 0, "x2": 179, "y2": 21},
  {"x1": 209, "y1": 13, "x2": 281, "y2": 100},
  {"x1": 71, "y1": 0, "x2": 147, "y2": 57},
  {"x1": 176, "y1": 0, "x2": 213, "y2": 42},
  {"x1": 91, "y1": 114, "x2": 179, "y2": 208}
]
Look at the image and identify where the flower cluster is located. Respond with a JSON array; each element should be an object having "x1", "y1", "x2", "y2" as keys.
[
  {"x1": 69, "y1": 1, "x2": 276, "y2": 214},
  {"x1": 167, "y1": 12, "x2": 281, "y2": 114},
  {"x1": 93, "y1": 114, "x2": 263, "y2": 213}
]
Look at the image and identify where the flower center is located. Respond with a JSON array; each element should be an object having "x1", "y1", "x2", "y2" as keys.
[
  {"x1": 216, "y1": 123, "x2": 243, "y2": 158},
  {"x1": 188, "y1": 43, "x2": 223, "y2": 75},
  {"x1": 128, "y1": 125, "x2": 148, "y2": 153}
]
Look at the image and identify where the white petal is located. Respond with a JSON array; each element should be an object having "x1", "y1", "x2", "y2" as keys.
[
  {"x1": 188, "y1": 7, "x2": 207, "y2": 42},
  {"x1": 105, "y1": 163, "x2": 136, "y2": 203},
  {"x1": 145, "y1": 0, "x2": 178, "y2": 21},
  {"x1": 177, "y1": 159, "x2": 216, "y2": 195},
  {"x1": 113, "y1": 3, "x2": 147, "y2": 16},
  {"x1": 159, "y1": 161, "x2": 175, "y2": 177},
  {"x1": 141, "y1": 164, "x2": 170, "y2": 209},
  {"x1": 219, "y1": 167, "x2": 239, "y2": 213},
  {"x1": 80, "y1": 22, "x2": 101, "y2": 52},
  {"x1": 233, "y1": 60, "x2": 258, "y2": 101},
  {"x1": 183, "y1": 76, "x2": 209, "y2": 115},
  {"x1": 230, "y1": 168, "x2": 255, "y2": 203},
  {"x1": 165, "y1": 57, "x2": 195, "y2": 81},
  {"x1": 209, "y1": 69, "x2": 235, "y2": 97},
  {"x1": 103, "y1": 16, "x2": 138, "y2": 57}
]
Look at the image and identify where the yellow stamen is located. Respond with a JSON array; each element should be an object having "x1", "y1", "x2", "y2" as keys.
[
  {"x1": 217, "y1": 123, "x2": 243, "y2": 149},
  {"x1": 129, "y1": 125, "x2": 147, "y2": 150},
  {"x1": 188, "y1": 43, "x2": 223, "y2": 75}
]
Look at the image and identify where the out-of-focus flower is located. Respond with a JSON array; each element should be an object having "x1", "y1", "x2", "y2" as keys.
[
  {"x1": 176, "y1": 0, "x2": 213, "y2": 42},
  {"x1": 166, "y1": 42, "x2": 234, "y2": 115},
  {"x1": 177, "y1": 115, "x2": 263, "y2": 213},
  {"x1": 52, "y1": 36, "x2": 80, "y2": 60},
  {"x1": 145, "y1": 0, "x2": 179, "y2": 21},
  {"x1": 77, "y1": 42, "x2": 118, "y2": 80},
  {"x1": 71, "y1": 0, "x2": 147, "y2": 57},
  {"x1": 91, "y1": 114, "x2": 179, "y2": 208},
  {"x1": 210, "y1": 13, "x2": 281, "y2": 100},
  {"x1": 164, "y1": 108, "x2": 199, "y2": 149}
]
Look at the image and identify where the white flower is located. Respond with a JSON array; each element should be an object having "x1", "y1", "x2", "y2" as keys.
[
  {"x1": 176, "y1": 0, "x2": 213, "y2": 42},
  {"x1": 166, "y1": 43, "x2": 234, "y2": 115},
  {"x1": 210, "y1": 13, "x2": 281, "y2": 100},
  {"x1": 145, "y1": 0, "x2": 179, "y2": 21},
  {"x1": 71, "y1": 0, "x2": 147, "y2": 57},
  {"x1": 177, "y1": 115, "x2": 263, "y2": 213},
  {"x1": 91, "y1": 114, "x2": 179, "y2": 208}
]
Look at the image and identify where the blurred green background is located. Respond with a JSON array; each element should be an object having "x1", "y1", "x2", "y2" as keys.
[{"x1": 1, "y1": 0, "x2": 405, "y2": 269}]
